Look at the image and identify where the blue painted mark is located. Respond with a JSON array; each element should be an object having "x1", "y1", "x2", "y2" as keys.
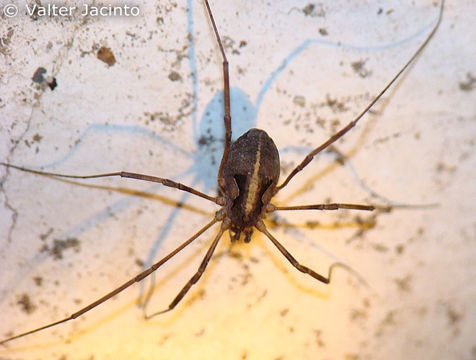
[{"x1": 4, "y1": 3, "x2": 440, "y2": 305}]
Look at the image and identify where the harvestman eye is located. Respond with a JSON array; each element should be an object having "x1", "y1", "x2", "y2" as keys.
[{"x1": 0, "y1": 0, "x2": 444, "y2": 345}]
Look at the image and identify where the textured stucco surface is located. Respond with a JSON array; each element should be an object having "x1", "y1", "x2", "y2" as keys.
[{"x1": 0, "y1": 1, "x2": 475, "y2": 359}]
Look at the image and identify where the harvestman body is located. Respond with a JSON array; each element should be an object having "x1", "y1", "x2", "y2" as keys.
[{"x1": 0, "y1": 0, "x2": 444, "y2": 345}]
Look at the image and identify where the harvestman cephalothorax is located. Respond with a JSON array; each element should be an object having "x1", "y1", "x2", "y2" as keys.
[{"x1": 0, "y1": 0, "x2": 444, "y2": 345}]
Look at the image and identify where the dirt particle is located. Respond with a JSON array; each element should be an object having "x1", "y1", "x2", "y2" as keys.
[
  {"x1": 319, "y1": 28, "x2": 328, "y2": 36},
  {"x1": 394, "y1": 274, "x2": 412, "y2": 292},
  {"x1": 446, "y1": 304, "x2": 463, "y2": 326},
  {"x1": 458, "y1": 72, "x2": 475, "y2": 91},
  {"x1": 351, "y1": 59, "x2": 372, "y2": 78},
  {"x1": 168, "y1": 71, "x2": 181, "y2": 81},
  {"x1": 325, "y1": 94, "x2": 348, "y2": 113},
  {"x1": 42, "y1": 237, "x2": 81, "y2": 260},
  {"x1": 17, "y1": 293, "x2": 36, "y2": 314},
  {"x1": 436, "y1": 161, "x2": 456, "y2": 173},
  {"x1": 305, "y1": 220, "x2": 320, "y2": 229},
  {"x1": 97, "y1": 46, "x2": 116, "y2": 66},
  {"x1": 32, "y1": 67, "x2": 57, "y2": 90},
  {"x1": 32, "y1": 133, "x2": 43, "y2": 143},
  {"x1": 39, "y1": 227, "x2": 54, "y2": 241},
  {"x1": 394, "y1": 243, "x2": 405, "y2": 255},
  {"x1": 0, "y1": 27, "x2": 14, "y2": 55},
  {"x1": 350, "y1": 308, "x2": 367, "y2": 321},
  {"x1": 135, "y1": 258, "x2": 144, "y2": 267},
  {"x1": 301, "y1": 3, "x2": 325, "y2": 17},
  {"x1": 293, "y1": 95, "x2": 306, "y2": 107},
  {"x1": 372, "y1": 243, "x2": 388, "y2": 252},
  {"x1": 32, "y1": 67, "x2": 47, "y2": 84},
  {"x1": 313, "y1": 329, "x2": 325, "y2": 347}
]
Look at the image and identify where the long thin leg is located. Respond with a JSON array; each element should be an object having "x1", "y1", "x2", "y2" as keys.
[
  {"x1": 202, "y1": 0, "x2": 232, "y2": 189},
  {"x1": 144, "y1": 221, "x2": 227, "y2": 319},
  {"x1": 276, "y1": 0, "x2": 444, "y2": 192},
  {"x1": 0, "y1": 218, "x2": 218, "y2": 345},
  {"x1": 270, "y1": 203, "x2": 375, "y2": 212},
  {"x1": 256, "y1": 220, "x2": 352, "y2": 284},
  {"x1": 0, "y1": 162, "x2": 218, "y2": 203}
]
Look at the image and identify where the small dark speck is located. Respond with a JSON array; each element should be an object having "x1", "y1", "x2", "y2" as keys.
[
  {"x1": 303, "y1": 4, "x2": 314, "y2": 15},
  {"x1": 385, "y1": 311, "x2": 397, "y2": 324},
  {"x1": 47, "y1": 78, "x2": 57, "y2": 90},
  {"x1": 377, "y1": 8, "x2": 383, "y2": 15},
  {"x1": 313, "y1": 329, "x2": 325, "y2": 347},
  {"x1": 301, "y1": 3, "x2": 325, "y2": 17},
  {"x1": 32, "y1": 67, "x2": 57, "y2": 90},
  {"x1": 350, "y1": 308, "x2": 367, "y2": 321},
  {"x1": 394, "y1": 274, "x2": 412, "y2": 292},
  {"x1": 293, "y1": 95, "x2": 305, "y2": 107},
  {"x1": 446, "y1": 305, "x2": 463, "y2": 326},
  {"x1": 306, "y1": 220, "x2": 320, "y2": 229},
  {"x1": 168, "y1": 71, "x2": 181, "y2": 81},
  {"x1": 229, "y1": 251, "x2": 243, "y2": 260},
  {"x1": 325, "y1": 95, "x2": 348, "y2": 112},
  {"x1": 97, "y1": 46, "x2": 116, "y2": 66},
  {"x1": 351, "y1": 59, "x2": 372, "y2": 78},
  {"x1": 135, "y1": 258, "x2": 144, "y2": 267},
  {"x1": 372, "y1": 243, "x2": 388, "y2": 252},
  {"x1": 239, "y1": 40, "x2": 247, "y2": 48},
  {"x1": 17, "y1": 293, "x2": 36, "y2": 314},
  {"x1": 436, "y1": 161, "x2": 456, "y2": 173},
  {"x1": 33, "y1": 276, "x2": 43, "y2": 286},
  {"x1": 319, "y1": 28, "x2": 328, "y2": 36},
  {"x1": 198, "y1": 135, "x2": 214, "y2": 146},
  {"x1": 394, "y1": 243, "x2": 405, "y2": 255},
  {"x1": 32, "y1": 67, "x2": 47, "y2": 84},
  {"x1": 32, "y1": 133, "x2": 42, "y2": 143},
  {"x1": 459, "y1": 72, "x2": 475, "y2": 91},
  {"x1": 42, "y1": 237, "x2": 81, "y2": 260}
]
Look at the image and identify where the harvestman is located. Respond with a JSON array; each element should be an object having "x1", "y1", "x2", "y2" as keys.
[{"x1": 0, "y1": 0, "x2": 444, "y2": 345}]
